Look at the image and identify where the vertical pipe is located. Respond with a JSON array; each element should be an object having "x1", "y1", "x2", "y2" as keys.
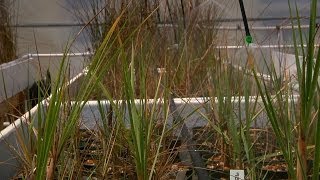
[
  {"x1": 238, "y1": 0, "x2": 250, "y2": 37},
  {"x1": 238, "y1": 0, "x2": 252, "y2": 44}
]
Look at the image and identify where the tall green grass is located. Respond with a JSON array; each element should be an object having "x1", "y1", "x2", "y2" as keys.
[
  {"x1": 15, "y1": 3, "x2": 177, "y2": 179},
  {"x1": 30, "y1": 9, "x2": 127, "y2": 179},
  {"x1": 9, "y1": 1, "x2": 310, "y2": 179},
  {"x1": 206, "y1": 59, "x2": 273, "y2": 179},
  {"x1": 0, "y1": 0, "x2": 16, "y2": 64},
  {"x1": 253, "y1": 0, "x2": 320, "y2": 179},
  {"x1": 0, "y1": 0, "x2": 16, "y2": 130}
]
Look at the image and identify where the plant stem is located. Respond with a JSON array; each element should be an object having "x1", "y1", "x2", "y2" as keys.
[{"x1": 297, "y1": 130, "x2": 307, "y2": 180}]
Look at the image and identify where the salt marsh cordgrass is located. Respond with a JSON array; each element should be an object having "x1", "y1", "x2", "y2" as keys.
[
  {"x1": 0, "y1": 0, "x2": 16, "y2": 130},
  {"x1": 27, "y1": 4, "x2": 177, "y2": 179},
  {"x1": 63, "y1": 1, "x2": 275, "y2": 179},
  {"x1": 71, "y1": 2, "x2": 223, "y2": 178},
  {"x1": 7, "y1": 1, "x2": 292, "y2": 179},
  {"x1": 67, "y1": 0, "x2": 222, "y2": 99},
  {"x1": 0, "y1": 0, "x2": 16, "y2": 64},
  {"x1": 95, "y1": 40, "x2": 178, "y2": 179},
  {"x1": 122, "y1": 45, "x2": 164, "y2": 179},
  {"x1": 252, "y1": 39, "x2": 297, "y2": 179},
  {"x1": 16, "y1": 9, "x2": 128, "y2": 179},
  {"x1": 205, "y1": 59, "x2": 267, "y2": 179},
  {"x1": 252, "y1": 0, "x2": 320, "y2": 179},
  {"x1": 290, "y1": 1, "x2": 320, "y2": 178}
]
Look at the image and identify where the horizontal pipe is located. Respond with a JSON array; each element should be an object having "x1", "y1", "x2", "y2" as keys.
[
  {"x1": 158, "y1": 24, "x2": 313, "y2": 30},
  {"x1": 10, "y1": 16, "x2": 320, "y2": 28},
  {"x1": 9, "y1": 43, "x2": 319, "y2": 63},
  {"x1": 26, "y1": 51, "x2": 93, "y2": 58},
  {"x1": 83, "y1": 95, "x2": 300, "y2": 107},
  {"x1": 7, "y1": 41, "x2": 319, "y2": 64},
  {"x1": 216, "y1": 44, "x2": 320, "y2": 49},
  {"x1": 12, "y1": 23, "x2": 89, "y2": 28},
  {"x1": 5, "y1": 52, "x2": 93, "y2": 63},
  {"x1": 12, "y1": 23, "x2": 313, "y2": 31},
  {"x1": 13, "y1": 22, "x2": 312, "y2": 30},
  {"x1": 214, "y1": 25, "x2": 311, "y2": 30}
]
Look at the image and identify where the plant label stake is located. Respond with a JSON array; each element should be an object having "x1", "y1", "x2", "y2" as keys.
[{"x1": 230, "y1": 169, "x2": 245, "y2": 180}]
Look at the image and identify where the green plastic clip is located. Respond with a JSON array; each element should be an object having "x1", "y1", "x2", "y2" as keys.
[{"x1": 245, "y1": 35, "x2": 253, "y2": 45}]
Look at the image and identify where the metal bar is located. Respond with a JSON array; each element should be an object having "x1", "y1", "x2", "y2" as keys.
[
  {"x1": 10, "y1": 22, "x2": 315, "y2": 31},
  {"x1": 14, "y1": 52, "x2": 93, "y2": 62},
  {"x1": 27, "y1": 52, "x2": 93, "y2": 58},
  {"x1": 0, "y1": 52, "x2": 93, "y2": 69},
  {"x1": 9, "y1": 43, "x2": 319, "y2": 65},
  {"x1": 159, "y1": 24, "x2": 312, "y2": 30},
  {"x1": 216, "y1": 44, "x2": 320, "y2": 49},
  {"x1": 10, "y1": 43, "x2": 320, "y2": 63},
  {"x1": 10, "y1": 16, "x2": 320, "y2": 28},
  {"x1": 238, "y1": 0, "x2": 251, "y2": 37},
  {"x1": 182, "y1": 16, "x2": 320, "y2": 23},
  {"x1": 11, "y1": 23, "x2": 89, "y2": 28},
  {"x1": 218, "y1": 24, "x2": 311, "y2": 30}
]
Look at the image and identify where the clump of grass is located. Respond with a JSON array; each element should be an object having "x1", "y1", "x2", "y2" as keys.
[
  {"x1": 67, "y1": 0, "x2": 222, "y2": 99},
  {"x1": 7, "y1": 1, "x2": 298, "y2": 180},
  {"x1": 205, "y1": 57, "x2": 274, "y2": 179},
  {"x1": 0, "y1": 0, "x2": 16, "y2": 129},
  {"x1": 11, "y1": 5, "x2": 168, "y2": 179},
  {"x1": 253, "y1": 0, "x2": 320, "y2": 179},
  {"x1": 0, "y1": 0, "x2": 16, "y2": 64}
]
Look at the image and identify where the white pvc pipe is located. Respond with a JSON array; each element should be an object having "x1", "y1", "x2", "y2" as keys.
[
  {"x1": 22, "y1": 51, "x2": 93, "y2": 59},
  {"x1": 216, "y1": 44, "x2": 319, "y2": 49},
  {"x1": 83, "y1": 95, "x2": 300, "y2": 107}
]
